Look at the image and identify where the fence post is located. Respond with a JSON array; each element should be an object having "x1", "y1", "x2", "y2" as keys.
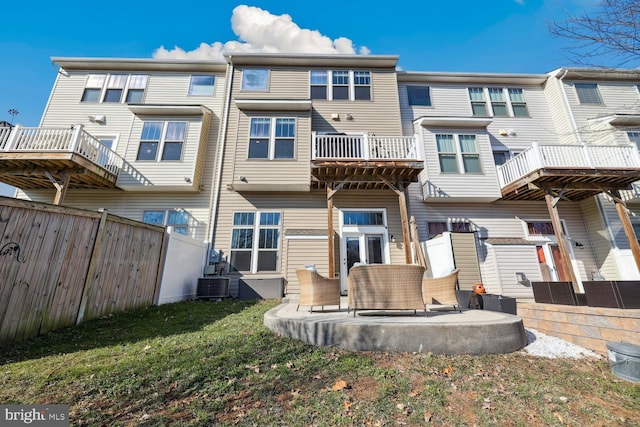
[
  {"x1": 581, "y1": 143, "x2": 595, "y2": 168},
  {"x1": 69, "y1": 124, "x2": 83, "y2": 153},
  {"x1": 76, "y1": 208, "x2": 109, "y2": 325},
  {"x1": 311, "y1": 131, "x2": 317, "y2": 159},
  {"x1": 363, "y1": 133, "x2": 370, "y2": 160}
]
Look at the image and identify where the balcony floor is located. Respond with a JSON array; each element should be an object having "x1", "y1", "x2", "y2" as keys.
[
  {"x1": 0, "y1": 153, "x2": 118, "y2": 189},
  {"x1": 311, "y1": 160, "x2": 423, "y2": 190},
  {"x1": 500, "y1": 167, "x2": 640, "y2": 201}
]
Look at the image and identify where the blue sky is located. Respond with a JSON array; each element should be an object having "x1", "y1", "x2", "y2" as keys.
[{"x1": 0, "y1": 0, "x2": 602, "y2": 129}]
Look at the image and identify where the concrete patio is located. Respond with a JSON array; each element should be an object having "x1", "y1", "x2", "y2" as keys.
[{"x1": 264, "y1": 297, "x2": 527, "y2": 355}]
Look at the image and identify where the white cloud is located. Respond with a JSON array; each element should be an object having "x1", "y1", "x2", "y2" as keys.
[{"x1": 153, "y1": 5, "x2": 369, "y2": 60}]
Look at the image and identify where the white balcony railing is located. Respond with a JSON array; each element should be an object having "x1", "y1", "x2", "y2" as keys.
[
  {"x1": 312, "y1": 132, "x2": 421, "y2": 161},
  {"x1": 0, "y1": 125, "x2": 124, "y2": 175},
  {"x1": 497, "y1": 142, "x2": 640, "y2": 188}
]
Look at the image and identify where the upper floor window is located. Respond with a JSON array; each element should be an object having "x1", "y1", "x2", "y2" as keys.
[
  {"x1": 136, "y1": 121, "x2": 187, "y2": 161},
  {"x1": 427, "y1": 220, "x2": 474, "y2": 239},
  {"x1": 574, "y1": 83, "x2": 603, "y2": 104},
  {"x1": 407, "y1": 86, "x2": 431, "y2": 106},
  {"x1": 81, "y1": 74, "x2": 148, "y2": 104},
  {"x1": 469, "y1": 87, "x2": 529, "y2": 117},
  {"x1": 309, "y1": 70, "x2": 371, "y2": 101},
  {"x1": 248, "y1": 117, "x2": 295, "y2": 159},
  {"x1": 143, "y1": 209, "x2": 190, "y2": 235},
  {"x1": 188, "y1": 75, "x2": 215, "y2": 96},
  {"x1": 492, "y1": 150, "x2": 510, "y2": 166},
  {"x1": 230, "y1": 211, "x2": 281, "y2": 273},
  {"x1": 628, "y1": 131, "x2": 640, "y2": 149},
  {"x1": 436, "y1": 134, "x2": 481, "y2": 174},
  {"x1": 241, "y1": 69, "x2": 269, "y2": 91}
]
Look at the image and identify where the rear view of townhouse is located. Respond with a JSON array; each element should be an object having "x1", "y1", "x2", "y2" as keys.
[{"x1": 2, "y1": 52, "x2": 640, "y2": 300}]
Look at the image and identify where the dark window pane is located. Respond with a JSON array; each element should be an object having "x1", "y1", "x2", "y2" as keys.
[
  {"x1": 439, "y1": 154, "x2": 459, "y2": 173},
  {"x1": 104, "y1": 89, "x2": 123, "y2": 103},
  {"x1": 274, "y1": 139, "x2": 294, "y2": 158},
  {"x1": 311, "y1": 86, "x2": 327, "y2": 99},
  {"x1": 463, "y1": 155, "x2": 482, "y2": 173},
  {"x1": 249, "y1": 138, "x2": 269, "y2": 158},
  {"x1": 231, "y1": 228, "x2": 253, "y2": 249},
  {"x1": 81, "y1": 88, "x2": 101, "y2": 102},
  {"x1": 230, "y1": 251, "x2": 251, "y2": 271},
  {"x1": 407, "y1": 86, "x2": 431, "y2": 106},
  {"x1": 493, "y1": 151, "x2": 509, "y2": 166},
  {"x1": 137, "y1": 142, "x2": 158, "y2": 160},
  {"x1": 512, "y1": 104, "x2": 529, "y2": 117},
  {"x1": 257, "y1": 251, "x2": 277, "y2": 271},
  {"x1": 471, "y1": 103, "x2": 487, "y2": 116},
  {"x1": 333, "y1": 86, "x2": 349, "y2": 100},
  {"x1": 492, "y1": 103, "x2": 508, "y2": 116},
  {"x1": 161, "y1": 142, "x2": 183, "y2": 160},
  {"x1": 354, "y1": 86, "x2": 370, "y2": 100},
  {"x1": 233, "y1": 212, "x2": 255, "y2": 226},
  {"x1": 126, "y1": 89, "x2": 144, "y2": 103},
  {"x1": 259, "y1": 229, "x2": 279, "y2": 249}
]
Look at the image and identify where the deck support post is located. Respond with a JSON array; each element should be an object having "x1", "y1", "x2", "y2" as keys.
[
  {"x1": 544, "y1": 191, "x2": 580, "y2": 292},
  {"x1": 376, "y1": 175, "x2": 412, "y2": 264},
  {"x1": 609, "y1": 190, "x2": 640, "y2": 273},
  {"x1": 327, "y1": 184, "x2": 335, "y2": 278},
  {"x1": 46, "y1": 171, "x2": 71, "y2": 206}
]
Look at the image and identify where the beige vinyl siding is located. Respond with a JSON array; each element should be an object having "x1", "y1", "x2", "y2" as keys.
[
  {"x1": 18, "y1": 189, "x2": 212, "y2": 242},
  {"x1": 543, "y1": 77, "x2": 576, "y2": 144},
  {"x1": 311, "y1": 70, "x2": 402, "y2": 136},
  {"x1": 117, "y1": 115, "x2": 205, "y2": 189},
  {"x1": 285, "y1": 238, "x2": 330, "y2": 294},
  {"x1": 237, "y1": 67, "x2": 309, "y2": 99},
  {"x1": 450, "y1": 232, "x2": 482, "y2": 289},
  {"x1": 420, "y1": 128, "x2": 502, "y2": 201},
  {"x1": 231, "y1": 111, "x2": 311, "y2": 189}
]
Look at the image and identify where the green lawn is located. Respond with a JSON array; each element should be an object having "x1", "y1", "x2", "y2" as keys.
[{"x1": 0, "y1": 299, "x2": 638, "y2": 426}]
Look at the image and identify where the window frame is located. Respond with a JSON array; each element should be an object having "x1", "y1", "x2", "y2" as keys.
[
  {"x1": 627, "y1": 131, "x2": 640, "y2": 149},
  {"x1": 136, "y1": 121, "x2": 188, "y2": 162},
  {"x1": 142, "y1": 209, "x2": 190, "y2": 235},
  {"x1": 248, "y1": 117, "x2": 296, "y2": 160},
  {"x1": 230, "y1": 211, "x2": 282, "y2": 273},
  {"x1": 468, "y1": 87, "x2": 529, "y2": 117},
  {"x1": 241, "y1": 69, "x2": 270, "y2": 91},
  {"x1": 81, "y1": 73, "x2": 148, "y2": 104},
  {"x1": 309, "y1": 70, "x2": 372, "y2": 101},
  {"x1": 436, "y1": 133, "x2": 482, "y2": 174},
  {"x1": 427, "y1": 219, "x2": 474, "y2": 239},
  {"x1": 523, "y1": 219, "x2": 568, "y2": 241},
  {"x1": 574, "y1": 83, "x2": 604, "y2": 104}
]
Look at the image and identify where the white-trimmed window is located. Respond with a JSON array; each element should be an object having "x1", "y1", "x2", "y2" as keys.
[
  {"x1": 241, "y1": 69, "x2": 269, "y2": 91},
  {"x1": 628, "y1": 131, "x2": 640, "y2": 149},
  {"x1": 230, "y1": 211, "x2": 282, "y2": 273},
  {"x1": 427, "y1": 220, "x2": 474, "y2": 239},
  {"x1": 81, "y1": 73, "x2": 148, "y2": 104},
  {"x1": 248, "y1": 117, "x2": 295, "y2": 159},
  {"x1": 407, "y1": 86, "x2": 431, "y2": 106},
  {"x1": 575, "y1": 83, "x2": 603, "y2": 104},
  {"x1": 469, "y1": 87, "x2": 529, "y2": 117},
  {"x1": 143, "y1": 209, "x2": 190, "y2": 235},
  {"x1": 524, "y1": 220, "x2": 567, "y2": 239},
  {"x1": 189, "y1": 75, "x2": 215, "y2": 96},
  {"x1": 436, "y1": 134, "x2": 481, "y2": 174},
  {"x1": 309, "y1": 70, "x2": 371, "y2": 101},
  {"x1": 136, "y1": 121, "x2": 187, "y2": 161}
]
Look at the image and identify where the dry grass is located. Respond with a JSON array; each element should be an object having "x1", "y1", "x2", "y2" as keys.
[{"x1": 0, "y1": 299, "x2": 638, "y2": 426}]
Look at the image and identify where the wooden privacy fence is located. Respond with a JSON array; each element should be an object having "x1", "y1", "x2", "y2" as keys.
[{"x1": 0, "y1": 197, "x2": 167, "y2": 344}]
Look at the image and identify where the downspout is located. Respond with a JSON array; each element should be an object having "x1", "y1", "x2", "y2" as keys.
[{"x1": 206, "y1": 60, "x2": 234, "y2": 260}]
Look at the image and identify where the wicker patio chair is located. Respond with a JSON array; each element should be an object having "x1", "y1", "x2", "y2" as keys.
[
  {"x1": 422, "y1": 268, "x2": 461, "y2": 312},
  {"x1": 296, "y1": 268, "x2": 341, "y2": 312}
]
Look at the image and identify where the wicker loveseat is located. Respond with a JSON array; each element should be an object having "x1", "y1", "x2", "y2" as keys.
[{"x1": 347, "y1": 264, "x2": 426, "y2": 316}]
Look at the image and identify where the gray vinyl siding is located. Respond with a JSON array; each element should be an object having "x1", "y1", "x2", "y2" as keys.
[
  {"x1": 407, "y1": 193, "x2": 600, "y2": 283},
  {"x1": 489, "y1": 245, "x2": 540, "y2": 299},
  {"x1": 419, "y1": 128, "x2": 502, "y2": 201},
  {"x1": 580, "y1": 197, "x2": 619, "y2": 280}
]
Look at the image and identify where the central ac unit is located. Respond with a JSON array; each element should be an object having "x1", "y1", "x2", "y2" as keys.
[{"x1": 196, "y1": 277, "x2": 230, "y2": 299}]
